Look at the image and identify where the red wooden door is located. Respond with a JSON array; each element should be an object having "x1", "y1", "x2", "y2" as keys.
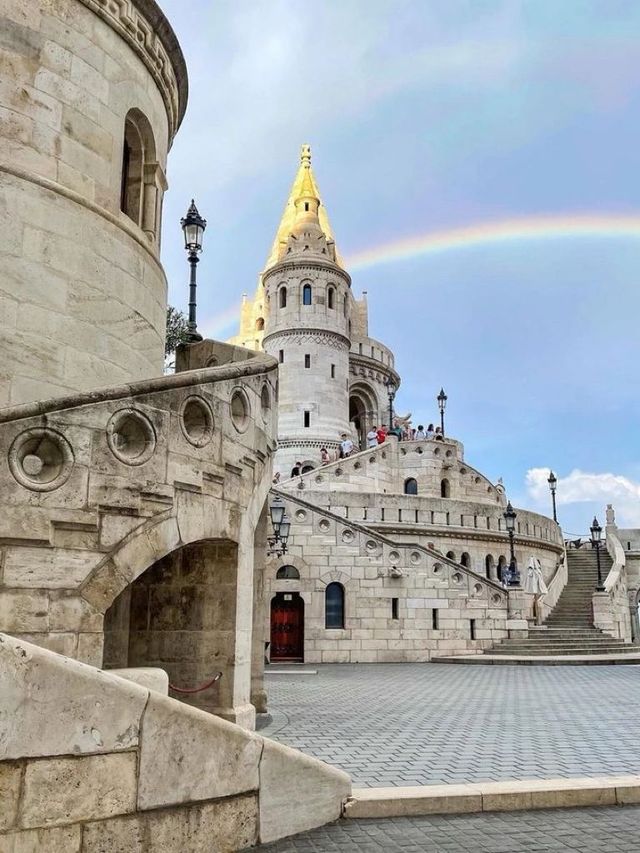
[{"x1": 270, "y1": 593, "x2": 304, "y2": 661}]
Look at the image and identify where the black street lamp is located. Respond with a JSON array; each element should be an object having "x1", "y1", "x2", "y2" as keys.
[
  {"x1": 384, "y1": 377, "x2": 396, "y2": 431},
  {"x1": 268, "y1": 496, "x2": 291, "y2": 557},
  {"x1": 547, "y1": 470, "x2": 558, "y2": 523},
  {"x1": 181, "y1": 199, "x2": 207, "y2": 342},
  {"x1": 590, "y1": 516, "x2": 605, "y2": 591},
  {"x1": 437, "y1": 388, "x2": 447, "y2": 437},
  {"x1": 503, "y1": 501, "x2": 520, "y2": 585}
]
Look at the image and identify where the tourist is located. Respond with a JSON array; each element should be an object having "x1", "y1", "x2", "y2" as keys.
[
  {"x1": 366, "y1": 426, "x2": 378, "y2": 448},
  {"x1": 414, "y1": 424, "x2": 427, "y2": 440},
  {"x1": 434, "y1": 426, "x2": 443, "y2": 441},
  {"x1": 320, "y1": 446, "x2": 330, "y2": 465},
  {"x1": 272, "y1": 472, "x2": 281, "y2": 484},
  {"x1": 376, "y1": 425, "x2": 387, "y2": 444},
  {"x1": 426, "y1": 423, "x2": 435, "y2": 440},
  {"x1": 340, "y1": 433, "x2": 354, "y2": 457},
  {"x1": 290, "y1": 461, "x2": 302, "y2": 478}
]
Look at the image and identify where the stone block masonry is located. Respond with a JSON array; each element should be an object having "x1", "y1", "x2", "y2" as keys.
[{"x1": 0, "y1": 633, "x2": 351, "y2": 849}]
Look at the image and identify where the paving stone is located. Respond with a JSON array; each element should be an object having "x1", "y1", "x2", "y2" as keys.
[
  {"x1": 259, "y1": 806, "x2": 640, "y2": 851},
  {"x1": 262, "y1": 663, "x2": 640, "y2": 787}
]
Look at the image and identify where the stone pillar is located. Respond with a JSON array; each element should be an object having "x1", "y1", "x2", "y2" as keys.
[{"x1": 251, "y1": 506, "x2": 269, "y2": 714}]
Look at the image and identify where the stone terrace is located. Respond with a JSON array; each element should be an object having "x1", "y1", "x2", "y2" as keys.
[{"x1": 261, "y1": 663, "x2": 640, "y2": 788}]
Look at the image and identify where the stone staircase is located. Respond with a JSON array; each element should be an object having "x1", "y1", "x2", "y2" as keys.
[{"x1": 485, "y1": 547, "x2": 639, "y2": 657}]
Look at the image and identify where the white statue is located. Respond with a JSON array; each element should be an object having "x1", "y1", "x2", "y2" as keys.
[{"x1": 524, "y1": 557, "x2": 548, "y2": 624}]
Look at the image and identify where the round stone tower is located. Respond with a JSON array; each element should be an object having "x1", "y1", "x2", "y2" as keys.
[
  {"x1": 262, "y1": 146, "x2": 352, "y2": 475},
  {"x1": 0, "y1": 0, "x2": 188, "y2": 405}
]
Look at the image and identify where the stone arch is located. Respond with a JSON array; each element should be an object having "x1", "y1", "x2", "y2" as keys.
[
  {"x1": 302, "y1": 282, "x2": 312, "y2": 306},
  {"x1": 120, "y1": 108, "x2": 159, "y2": 239},
  {"x1": 446, "y1": 550, "x2": 456, "y2": 562},
  {"x1": 327, "y1": 285, "x2": 335, "y2": 309},
  {"x1": 485, "y1": 554, "x2": 495, "y2": 579},
  {"x1": 460, "y1": 552, "x2": 471, "y2": 568},
  {"x1": 349, "y1": 382, "x2": 378, "y2": 449},
  {"x1": 325, "y1": 582, "x2": 345, "y2": 629},
  {"x1": 497, "y1": 555, "x2": 507, "y2": 582},
  {"x1": 276, "y1": 565, "x2": 300, "y2": 579},
  {"x1": 441, "y1": 478, "x2": 451, "y2": 498}
]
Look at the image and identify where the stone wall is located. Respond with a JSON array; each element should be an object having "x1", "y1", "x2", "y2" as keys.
[
  {"x1": 0, "y1": 346, "x2": 277, "y2": 728},
  {"x1": 266, "y1": 491, "x2": 512, "y2": 663},
  {"x1": 0, "y1": 633, "x2": 351, "y2": 850},
  {"x1": 0, "y1": 0, "x2": 187, "y2": 404}
]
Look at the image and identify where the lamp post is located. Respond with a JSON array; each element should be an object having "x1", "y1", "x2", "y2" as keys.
[
  {"x1": 437, "y1": 388, "x2": 447, "y2": 437},
  {"x1": 547, "y1": 470, "x2": 558, "y2": 523},
  {"x1": 180, "y1": 199, "x2": 207, "y2": 343},
  {"x1": 384, "y1": 377, "x2": 396, "y2": 431},
  {"x1": 503, "y1": 501, "x2": 520, "y2": 585},
  {"x1": 267, "y1": 496, "x2": 291, "y2": 557},
  {"x1": 590, "y1": 516, "x2": 605, "y2": 591}
]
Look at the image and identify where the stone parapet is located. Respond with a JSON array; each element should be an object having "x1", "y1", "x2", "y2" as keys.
[{"x1": 0, "y1": 633, "x2": 351, "y2": 847}]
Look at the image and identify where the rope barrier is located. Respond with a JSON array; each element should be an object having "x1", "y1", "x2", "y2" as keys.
[{"x1": 169, "y1": 672, "x2": 222, "y2": 694}]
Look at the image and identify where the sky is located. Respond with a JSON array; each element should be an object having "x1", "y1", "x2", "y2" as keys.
[{"x1": 159, "y1": 0, "x2": 640, "y2": 535}]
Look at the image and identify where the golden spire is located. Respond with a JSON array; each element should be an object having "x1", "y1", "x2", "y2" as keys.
[{"x1": 264, "y1": 144, "x2": 343, "y2": 271}]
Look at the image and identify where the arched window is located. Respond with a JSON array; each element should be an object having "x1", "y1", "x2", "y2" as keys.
[
  {"x1": 446, "y1": 551, "x2": 456, "y2": 562},
  {"x1": 120, "y1": 109, "x2": 159, "y2": 240},
  {"x1": 327, "y1": 287, "x2": 335, "y2": 309},
  {"x1": 440, "y1": 478, "x2": 450, "y2": 498},
  {"x1": 325, "y1": 582, "x2": 345, "y2": 628},
  {"x1": 303, "y1": 283, "x2": 312, "y2": 306},
  {"x1": 343, "y1": 295, "x2": 348, "y2": 317},
  {"x1": 460, "y1": 552, "x2": 471, "y2": 568},
  {"x1": 497, "y1": 555, "x2": 507, "y2": 582},
  {"x1": 485, "y1": 554, "x2": 494, "y2": 579},
  {"x1": 279, "y1": 287, "x2": 287, "y2": 308},
  {"x1": 256, "y1": 318, "x2": 264, "y2": 331},
  {"x1": 276, "y1": 565, "x2": 300, "y2": 580},
  {"x1": 404, "y1": 478, "x2": 418, "y2": 495}
]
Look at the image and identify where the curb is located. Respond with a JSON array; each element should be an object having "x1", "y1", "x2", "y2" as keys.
[
  {"x1": 432, "y1": 654, "x2": 640, "y2": 666},
  {"x1": 343, "y1": 776, "x2": 640, "y2": 818}
]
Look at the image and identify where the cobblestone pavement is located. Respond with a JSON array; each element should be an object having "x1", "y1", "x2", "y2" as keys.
[
  {"x1": 261, "y1": 664, "x2": 640, "y2": 787},
  {"x1": 259, "y1": 805, "x2": 640, "y2": 852}
]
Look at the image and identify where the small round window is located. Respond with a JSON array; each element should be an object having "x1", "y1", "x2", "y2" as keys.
[
  {"x1": 180, "y1": 396, "x2": 214, "y2": 447},
  {"x1": 107, "y1": 409, "x2": 156, "y2": 466},
  {"x1": 230, "y1": 388, "x2": 251, "y2": 433}
]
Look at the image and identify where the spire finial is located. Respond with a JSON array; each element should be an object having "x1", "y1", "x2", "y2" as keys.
[{"x1": 300, "y1": 143, "x2": 311, "y2": 167}]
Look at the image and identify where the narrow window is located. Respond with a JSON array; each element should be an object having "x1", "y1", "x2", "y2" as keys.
[
  {"x1": 363, "y1": 508, "x2": 367, "y2": 520},
  {"x1": 470, "y1": 619, "x2": 476, "y2": 640},
  {"x1": 328, "y1": 287, "x2": 335, "y2": 309},
  {"x1": 440, "y1": 478, "x2": 450, "y2": 498},
  {"x1": 279, "y1": 349, "x2": 284, "y2": 364},
  {"x1": 343, "y1": 296, "x2": 348, "y2": 317},
  {"x1": 432, "y1": 609, "x2": 439, "y2": 630},
  {"x1": 325, "y1": 582, "x2": 345, "y2": 629},
  {"x1": 303, "y1": 410, "x2": 310, "y2": 428},
  {"x1": 303, "y1": 284, "x2": 312, "y2": 305},
  {"x1": 398, "y1": 508, "x2": 402, "y2": 522},
  {"x1": 358, "y1": 343, "x2": 363, "y2": 355},
  {"x1": 256, "y1": 318, "x2": 265, "y2": 331},
  {"x1": 120, "y1": 109, "x2": 157, "y2": 236},
  {"x1": 304, "y1": 202, "x2": 309, "y2": 211},
  {"x1": 304, "y1": 354, "x2": 311, "y2": 369},
  {"x1": 404, "y1": 478, "x2": 418, "y2": 495},
  {"x1": 415, "y1": 509, "x2": 419, "y2": 523},
  {"x1": 381, "y1": 507, "x2": 385, "y2": 521},
  {"x1": 331, "y1": 364, "x2": 335, "y2": 378},
  {"x1": 461, "y1": 553, "x2": 471, "y2": 568},
  {"x1": 279, "y1": 287, "x2": 287, "y2": 308},
  {"x1": 391, "y1": 598, "x2": 399, "y2": 620}
]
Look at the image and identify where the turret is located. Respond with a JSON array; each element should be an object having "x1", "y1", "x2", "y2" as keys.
[{"x1": 261, "y1": 145, "x2": 353, "y2": 476}]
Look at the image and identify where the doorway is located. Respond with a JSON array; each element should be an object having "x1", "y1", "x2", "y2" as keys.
[{"x1": 270, "y1": 592, "x2": 304, "y2": 661}]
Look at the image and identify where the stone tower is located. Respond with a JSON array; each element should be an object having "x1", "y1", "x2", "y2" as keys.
[
  {"x1": 261, "y1": 145, "x2": 353, "y2": 475},
  {"x1": 0, "y1": 0, "x2": 187, "y2": 405}
]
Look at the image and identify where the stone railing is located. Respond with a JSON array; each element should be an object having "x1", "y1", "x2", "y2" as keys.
[
  {"x1": 593, "y1": 528, "x2": 633, "y2": 641},
  {"x1": 273, "y1": 487, "x2": 509, "y2": 599},
  {"x1": 538, "y1": 551, "x2": 568, "y2": 623}
]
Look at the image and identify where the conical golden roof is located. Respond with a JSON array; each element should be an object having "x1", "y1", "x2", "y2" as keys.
[{"x1": 264, "y1": 144, "x2": 344, "y2": 270}]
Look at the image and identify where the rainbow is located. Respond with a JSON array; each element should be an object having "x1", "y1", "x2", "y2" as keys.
[
  {"x1": 345, "y1": 213, "x2": 640, "y2": 271},
  {"x1": 200, "y1": 302, "x2": 242, "y2": 338}
]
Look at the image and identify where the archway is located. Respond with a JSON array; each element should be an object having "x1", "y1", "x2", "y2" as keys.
[
  {"x1": 485, "y1": 554, "x2": 495, "y2": 580},
  {"x1": 497, "y1": 555, "x2": 507, "y2": 582},
  {"x1": 270, "y1": 592, "x2": 304, "y2": 661},
  {"x1": 349, "y1": 383, "x2": 378, "y2": 450},
  {"x1": 460, "y1": 552, "x2": 471, "y2": 568},
  {"x1": 103, "y1": 539, "x2": 237, "y2": 715}
]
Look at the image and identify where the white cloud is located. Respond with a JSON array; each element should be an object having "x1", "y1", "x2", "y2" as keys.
[{"x1": 526, "y1": 467, "x2": 640, "y2": 527}]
